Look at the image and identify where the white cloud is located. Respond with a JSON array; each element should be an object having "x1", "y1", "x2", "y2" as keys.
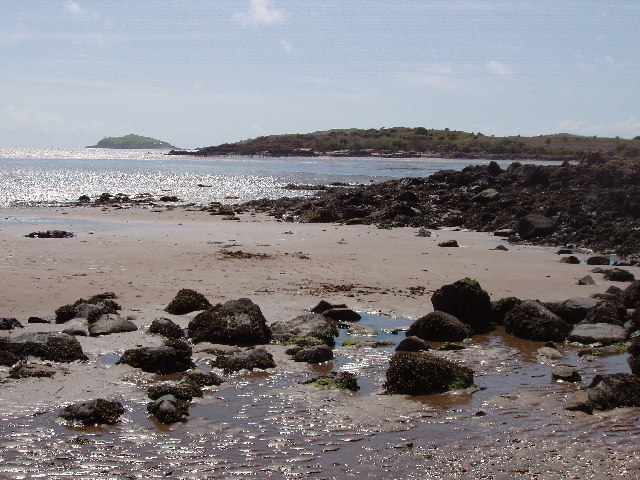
[
  {"x1": 65, "y1": 1, "x2": 99, "y2": 18},
  {"x1": 234, "y1": 0, "x2": 284, "y2": 27},
  {"x1": 486, "y1": 60, "x2": 511, "y2": 76},
  {"x1": 280, "y1": 39, "x2": 292, "y2": 53}
]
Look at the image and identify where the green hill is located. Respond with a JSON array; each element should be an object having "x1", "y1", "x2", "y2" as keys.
[
  {"x1": 169, "y1": 127, "x2": 640, "y2": 160},
  {"x1": 88, "y1": 134, "x2": 176, "y2": 150}
]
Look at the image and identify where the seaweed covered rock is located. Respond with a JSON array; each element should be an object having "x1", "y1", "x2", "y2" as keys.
[
  {"x1": 383, "y1": 352, "x2": 474, "y2": 395},
  {"x1": 55, "y1": 293, "x2": 120, "y2": 324},
  {"x1": 603, "y1": 268, "x2": 636, "y2": 282},
  {"x1": 148, "y1": 317, "x2": 184, "y2": 339},
  {"x1": 147, "y1": 381, "x2": 203, "y2": 401},
  {"x1": 164, "y1": 289, "x2": 212, "y2": 315},
  {"x1": 9, "y1": 363, "x2": 57, "y2": 379},
  {"x1": 88, "y1": 314, "x2": 138, "y2": 336},
  {"x1": 180, "y1": 370, "x2": 224, "y2": 387},
  {"x1": 504, "y1": 300, "x2": 571, "y2": 342},
  {"x1": 11, "y1": 332, "x2": 88, "y2": 362},
  {"x1": 587, "y1": 373, "x2": 640, "y2": 410},
  {"x1": 211, "y1": 347, "x2": 275, "y2": 373},
  {"x1": 491, "y1": 297, "x2": 523, "y2": 324},
  {"x1": 270, "y1": 313, "x2": 339, "y2": 346},
  {"x1": 322, "y1": 308, "x2": 361, "y2": 322},
  {"x1": 431, "y1": 278, "x2": 492, "y2": 332},
  {"x1": 406, "y1": 311, "x2": 473, "y2": 342},
  {"x1": 0, "y1": 317, "x2": 23, "y2": 330},
  {"x1": 0, "y1": 338, "x2": 20, "y2": 366},
  {"x1": 59, "y1": 399, "x2": 125, "y2": 426},
  {"x1": 290, "y1": 344, "x2": 333, "y2": 364},
  {"x1": 147, "y1": 395, "x2": 189, "y2": 424},
  {"x1": 302, "y1": 371, "x2": 359, "y2": 392},
  {"x1": 395, "y1": 336, "x2": 430, "y2": 352},
  {"x1": 586, "y1": 256, "x2": 611, "y2": 266},
  {"x1": 623, "y1": 281, "x2": 640, "y2": 308},
  {"x1": 117, "y1": 340, "x2": 193, "y2": 374},
  {"x1": 188, "y1": 298, "x2": 271, "y2": 345},
  {"x1": 582, "y1": 301, "x2": 627, "y2": 326}
]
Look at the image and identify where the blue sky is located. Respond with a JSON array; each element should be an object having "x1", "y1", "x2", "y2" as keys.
[{"x1": 1, "y1": 0, "x2": 639, "y2": 148}]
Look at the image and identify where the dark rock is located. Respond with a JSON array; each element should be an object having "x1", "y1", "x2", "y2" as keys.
[
  {"x1": 147, "y1": 381, "x2": 203, "y2": 401},
  {"x1": 165, "y1": 289, "x2": 212, "y2": 315},
  {"x1": 588, "y1": 373, "x2": 640, "y2": 410},
  {"x1": 0, "y1": 317, "x2": 23, "y2": 330},
  {"x1": 88, "y1": 314, "x2": 138, "y2": 336},
  {"x1": 494, "y1": 229, "x2": 516, "y2": 237},
  {"x1": 406, "y1": 311, "x2": 473, "y2": 342},
  {"x1": 25, "y1": 230, "x2": 74, "y2": 239},
  {"x1": 211, "y1": 347, "x2": 275, "y2": 373},
  {"x1": 9, "y1": 363, "x2": 57, "y2": 379},
  {"x1": 81, "y1": 301, "x2": 121, "y2": 323},
  {"x1": 147, "y1": 395, "x2": 189, "y2": 424},
  {"x1": 623, "y1": 281, "x2": 640, "y2": 308},
  {"x1": 416, "y1": 228, "x2": 432, "y2": 237},
  {"x1": 311, "y1": 300, "x2": 347, "y2": 314},
  {"x1": 578, "y1": 275, "x2": 596, "y2": 285},
  {"x1": 568, "y1": 323, "x2": 628, "y2": 345},
  {"x1": 629, "y1": 308, "x2": 640, "y2": 334},
  {"x1": 188, "y1": 298, "x2": 271, "y2": 345},
  {"x1": 395, "y1": 336, "x2": 430, "y2": 352},
  {"x1": 438, "y1": 240, "x2": 459, "y2": 247},
  {"x1": 292, "y1": 344, "x2": 333, "y2": 364},
  {"x1": 11, "y1": 332, "x2": 88, "y2": 362},
  {"x1": 518, "y1": 214, "x2": 555, "y2": 240},
  {"x1": 437, "y1": 342, "x2": 466, "y2": 351},
  {"x1": 493, "y1": 244, "x2": 509, "y2": 251},
  {"x1": 557, "y1": 249, "x2": 573, "y2": 254},
  {"x1": 564, "y1": 391, "x2": 593, "y2": 414},
  {"x1": 586, "y1": 256, "x2": 611, "y2": 266},
  {"x1": 491, "y1": 297, "x2": 523, "y2": 324},
  {"x1": 180, "y1": 370, "x2": 224, "y2": 387},
  {"x1": 431, "y1": 278, "x2": 492, "y2": 333},
  {"x1": 270, "y1": 313, "x2": 339, "y2": 346},
  {"x1": 603, "y1": 268, "x2": 636, "y2": 282},
  {"x1": 322, "y1": 308, "x2": 361, "y2": 322},
  {"x1": 59, "y1": 399, "x2": 125, "y2": 426},
  {"x1": 148, "y1": 317, "x2": 184, "y2": 339},
  {"x1": 55, "y1": 305, "x2": 77, "y2": 324},
  {"x1": 302, "y1": 371, "x2": 359, "y2": 391},
  {"x1": 27, "y1": 316, "x2": 49, "y2": 324},
  {"x1": 551, "y1": 365, "x2": 582, "y2": 382},
  {"x1": 504, "y1": 300, "x2": 571, "y2": 342},
  {"x1": 560, "y1": 256, "x2": 581, "y2": 264},
  {"x1": 579, "y1": 345, "x2": 628, "y2": 357},
  {"x1": 544, "y1": 297, "x2": 600, "y2": 324},
  {"x1": 383, "y1": 352, "x2": 474, "y2": 395},
  {"x1": 0, "y1": 338, "x2": 20, "y2": 366},
  {"x1": 61, "y1": 328, "x2": 88, "y2": 337},
  {"x1": 629, "y1": 355, "x2": 640, "y2": 376},
  {"x1": 582, "y1": 301, "x2": 627, "y2": 326},
  {"x1": 117, "y1": 340, "x2": 193, "y2": 374},
  {"x1": 159, "y1": 195, "x2": 180, "y2": 202}
]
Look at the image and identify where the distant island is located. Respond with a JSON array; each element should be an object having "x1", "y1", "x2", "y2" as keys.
[
  {"x1": 88, "y1": 134, "x2": 176, "y2": 150},
  {"x1": 169, "y1": 127, "x2": 640, "y2": 161}
]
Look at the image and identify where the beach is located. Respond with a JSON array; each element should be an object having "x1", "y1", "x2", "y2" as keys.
[{"x1": 1, "y1": 204, "x2": 638, "y2": 479}]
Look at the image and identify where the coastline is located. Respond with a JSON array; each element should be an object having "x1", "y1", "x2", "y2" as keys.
[{"x1": 1, "y1": 204, "x2": 638, "y2": 478}]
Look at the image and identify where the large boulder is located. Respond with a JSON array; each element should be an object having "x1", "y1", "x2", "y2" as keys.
[
  {"x1": 582, "y1": 301, "x2": 627, "y2": 326},
  {"x1": 383, "y1": 352, "x2": 474, "y2": 395},
  {"x1": 211, "y1": 347, "x2": 275, "y2": 373},
  {"x1": 503, "y1": 300, "x2": 571, "y2": 342},
  {"x1": 491, "y1": 297, "x2": 523, "y2": 324},
  {"x1": 544, "y1": 297, "x2": 600, "y2": 324},
  {"x1": 88, "y1": 314, "x2": 138, "y2": 336},
  {"x1": 59, "y1": 399, "x2": 125, "y2": 426},
  {"x1": 431, "y1": 278, "x2": 492, "y2": 332},
  {"x1": 11, "y1": 332, "x2": 88, "y2": 362},
  {"x1": 518, "y1": 214, "x2": 555, "y2": 240},
  {"x1": 623, "y1": 281, "x2": 640, "y2": 308},
  {"x1": 406, "y1": 311, "x2": 473, "y2": 342},
  {"x1": 587, "y1": 373, "x2": 640, "y2": 410},
  {"x1": 148, "y1": 317, "x2": 184, "y2": 339},
  {"x1": 164, "y1": 289, "x2": 212, "y2": 315},
  {"x1": 188, "y1": 298, "x2": 271, "y2": 345},
  {"x1": 270, "y1": 313, "x2": 339, "y2": 346},
  {"x1": 567, "y1": 323, "x2": 628, "y2": 345},
  {"x1": 117, "y1": 340, "x2": 193, "y2": 374}
]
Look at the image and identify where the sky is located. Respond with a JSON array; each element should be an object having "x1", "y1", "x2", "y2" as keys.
[{"x1": 1, "y1": 0, "x2": 639, "y2": 148}]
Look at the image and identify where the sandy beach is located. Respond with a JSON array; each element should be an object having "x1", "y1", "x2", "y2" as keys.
[{"x1": 1, "y1": 204, "x2": 638, "y2": 479}]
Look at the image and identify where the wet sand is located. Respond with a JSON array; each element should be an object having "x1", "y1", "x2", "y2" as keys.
[{"x1": 0, "y1": 205, "x2": 638, "y2": 479}]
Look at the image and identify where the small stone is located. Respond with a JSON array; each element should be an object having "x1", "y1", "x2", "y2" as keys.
[
  {"x1": 438, "y1": 240, "x2": 459, "y2": 247},
  {"x1": 552, "y1": 365, "x2": 582, "y2": 382},
  {"x1": 538, "y1": 346, "x2": 563, "y2": 359},
  {"x1": 578, "y1": 275, "x2": 596, "y2": 285}
]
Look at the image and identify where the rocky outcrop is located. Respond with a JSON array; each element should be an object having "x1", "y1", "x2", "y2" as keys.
[
  {"x1": 59, "y1": 399, "x2": 125, "y2": 426},
  {"x1": 518, "y1": 214, "x2": 555, "y2": 240},
  {"x1": 270, "y1": 313, "x2": 339, "y2": 346},
  {"x1": 11, "y1": 332, "x2": 88, "y2": 362},
  {"x1": 383, "y1": 352, "x2": 474, "y2": 395},
  {"x1": 582, "y1": 301, "x2": 627, "y2": 326},
  {"x1": 504, "y1": 300, "x2": 571, "y2": 342},
  {"x1": 117, "y1": 340, "x2": 193, "y2": 374},
  {"x1": 188, "y1": 298, "x2": 271, "y2": 345},
  {"x1": 164, "y1": 289, "x2": 212, "y2": 315},
  {"x1": 406, "y1": 311, "x2": 473, "y2": 342},
  {"x1": 431, "y1": 278, "x2": 492, "y2": 333}
]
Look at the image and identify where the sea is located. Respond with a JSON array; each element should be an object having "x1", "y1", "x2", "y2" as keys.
[{"x1": 0, "y1": 147, "x2": 561, "y2": 207}]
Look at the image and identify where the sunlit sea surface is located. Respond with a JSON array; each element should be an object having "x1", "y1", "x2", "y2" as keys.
[{"x1": 0, "y1": 147, "x2": 560, "y2": 207}]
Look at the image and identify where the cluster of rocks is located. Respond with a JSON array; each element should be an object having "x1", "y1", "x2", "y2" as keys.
[
  {"x1": 243, "y1": 154, "x2": 640, "y2": 255},
  {"x1": 24, "y1": 230, "x2": 74, "y2": 239}
]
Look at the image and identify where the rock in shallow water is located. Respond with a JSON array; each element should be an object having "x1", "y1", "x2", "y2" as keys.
[
  {"x1": 270, "y1": 313, "x2": 338, "y2": 346},
  {"x1": 147, "y1": 394, "x2": 189, "y2": 424},
  {"x1": 59, "y1": 399, "x2": 125, "y2": 426},
  {"x1": 567, "y1": 323, "x2": 628, "y2": 345},
  {"x1": 211, "y1": 347, "x2": 275, "y2": 373},
  {"x1": 117, "y1": 340, "x2": 193, "y2": 374},
  {"x1": 431, "y1": 278, "x2": 492, "y2": 333},
  {"x1": 504, "y1": 300, "x2": 571, "y2": 342},
  {"x1": 406, "y1": 311, "x2": 472, "y2": 342}
]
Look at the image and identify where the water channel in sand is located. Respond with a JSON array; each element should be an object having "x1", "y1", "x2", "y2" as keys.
[{"x1": 0, "y1": 312, "x2": 637, "y2": 479}]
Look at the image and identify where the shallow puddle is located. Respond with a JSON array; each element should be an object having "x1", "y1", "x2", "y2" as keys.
[{"x1": 1, "y1": 314, "x2": 638, "y2": 479}]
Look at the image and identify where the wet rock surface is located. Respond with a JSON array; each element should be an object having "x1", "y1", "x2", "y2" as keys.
[
  {"x1": 406, "y1": 311, "x2": 473, "y2": 342},
  {"x1": 587, "y1": 373, "x2": 640, "y2": 410},
  {"x1": 147, "y1": 394, "x2": 189, "y2": 424},
  {"x1": 59, "y1": 399, "x2": 125, "y2": 426},
  {"x1": 504, "y1": 300, "x2": 571, "y2": 341},
  {"x1": 210, "y1": 347, "x2": 276, "y2": 373},
  {"x1": 270, "y1": 313, "x2": 339, "y2": 346},
  {"x1": 117, "y1": 340, "x2": 193, "y2": 374}
]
